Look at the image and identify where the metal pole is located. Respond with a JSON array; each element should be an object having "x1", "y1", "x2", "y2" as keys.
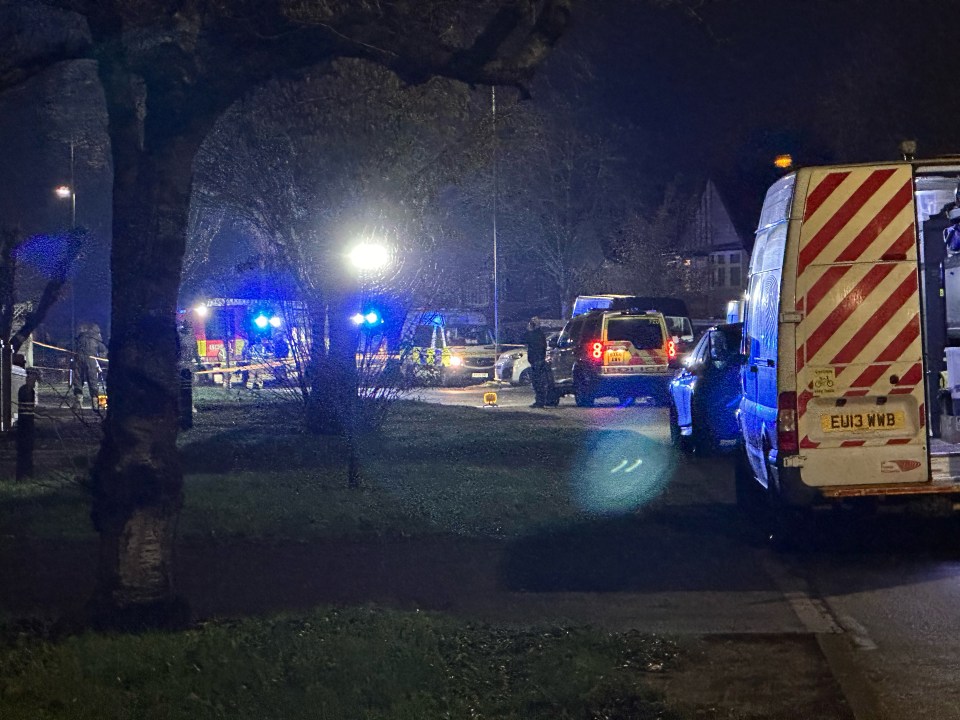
[
  {"x1": 492, "y1": 86, "x2": 499, "y2": 366},
  {"x1": 69, "y1": 141, "x2": 76, "y2": 355}
]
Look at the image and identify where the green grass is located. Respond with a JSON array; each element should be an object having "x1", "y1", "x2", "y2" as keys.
[
  {"x1": 0, "y1": 608, "x2": 681, "y2": 720},
  {"x1": 1, "y1": 394, "x2": 606, "y2": 541},
  {"x1": 0, "y1": 393, "x2": 691, "y2": 719}
]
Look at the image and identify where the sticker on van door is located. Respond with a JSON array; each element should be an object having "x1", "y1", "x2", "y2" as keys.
[
  {"x1": 812, "y1": 367, "x2": 836, "y2": 396},
  {"x1": 881, "y1": 459, "x2": 922, "y2": 473}
]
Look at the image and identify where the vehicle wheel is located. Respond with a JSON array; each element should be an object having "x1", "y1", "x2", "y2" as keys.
[
  {"x1": 734, "y1": 450, "x2": 773, "y2": 546},
  {"x1": 518, "y1": 368, "x2": 532, "y2": 385},
  {"x1": 691, "y1": 420, "x2": 715, "y2": 456},
  {"x1": 656, "y1": 382, "x2": 672, "y2": 407},
  {"x1": 734, "y1": 447, "x2": 766, "y2": 517},
  {"x1": 573, "y1": 369, "x2": 594, "y2": 407},
  {"x1": 669, "y1": 404, "x2": 693, "y2": 454}
]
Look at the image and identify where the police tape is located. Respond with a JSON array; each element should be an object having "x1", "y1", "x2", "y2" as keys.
[
  {"x1": 32, "y1": 340, "x2": 108, "y2": 363},
  {"x1": 193, "y1": 358, "x2": 296, "y2": 375}
]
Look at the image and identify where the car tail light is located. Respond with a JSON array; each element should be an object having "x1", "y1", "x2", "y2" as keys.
[
  {"x1": 586, "y1": 340, "x2": 604, "y2": 362},
  {"x1": 777, "y1": 391, "x2": 799, "y2": 455},
  {"x1": 666, "y1": 339, "x2": 676, "y2": 360}
]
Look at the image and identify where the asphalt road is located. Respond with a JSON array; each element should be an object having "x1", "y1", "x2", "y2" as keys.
[{"x1": 414, "y1": 381, "x2": 960, "y2": 720}]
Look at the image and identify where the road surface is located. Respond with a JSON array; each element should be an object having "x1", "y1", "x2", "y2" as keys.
[{"x1": 413, "y1": 381, "x2": 960, "y2": 720}]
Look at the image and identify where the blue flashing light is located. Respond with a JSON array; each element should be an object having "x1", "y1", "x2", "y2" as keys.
[
  {"x1": 253, "y1": 314, "x2": 269, "y2": 329},
  {"x1": 352, "y1": 309, "x2": 383, "y2": 327},
  {"x1": 269, "y1": 316, "x2": 282, "y2": 328}
]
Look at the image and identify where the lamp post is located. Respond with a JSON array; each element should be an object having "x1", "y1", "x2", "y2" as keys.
[
  {"x1": 491, "y1": 86, "x2": 500, "y2": 369},
  {"x1": 345, "y1": 240, "x2": 391, "y2": 488},
  {"x1": 55, "y1": 141, "x2": 77, "y2": 353}
]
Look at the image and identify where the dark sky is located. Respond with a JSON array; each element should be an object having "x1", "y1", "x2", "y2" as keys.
[
  {"x1": 5, "y1": 0, "x2": 960, "y2": 339},
  {"x1": 560, "y1": 0, "x2": 960, "y2": 234}
]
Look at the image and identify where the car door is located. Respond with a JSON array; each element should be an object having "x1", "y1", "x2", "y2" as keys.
[
  {"x1": 549, "y1": 316, "x2": 583, "y2": 385},
  {"x1": 676, "y1": 334, "x2": 709, "y2": 428},
  {"x1": 707, "y1": 324, "x2": 746, "y2": 444}
]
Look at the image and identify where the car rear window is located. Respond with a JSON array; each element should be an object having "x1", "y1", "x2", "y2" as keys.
[{"x1": 606, "y1": 317, "x2": 664, "y2": 350}]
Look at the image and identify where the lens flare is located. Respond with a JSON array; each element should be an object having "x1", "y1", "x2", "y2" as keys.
[{"x1": 571, "y1": 429, "x2": 676, "y2": 513}]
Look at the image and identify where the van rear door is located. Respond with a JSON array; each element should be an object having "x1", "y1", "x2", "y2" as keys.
[{"x1": 794, "y1": 165, "x2": 927, "y2": 487}]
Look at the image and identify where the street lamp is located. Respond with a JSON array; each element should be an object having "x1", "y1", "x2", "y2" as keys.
[
  {"x1": 54, "y1": 181, "x2": 77, "y2": 353},
  {"x1": 348, "y1": 242, "x2": 391, "y2": 272},
  {"x1": 54, "y1": 139, "x2": 79, "y2": 354}
]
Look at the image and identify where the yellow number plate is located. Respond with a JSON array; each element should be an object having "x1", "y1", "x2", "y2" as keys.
[
  {"x1": 606, "y1": 350, "x2": 626, "y2": 364},
  {"x1": 820, "y1": 411, "x2": 906, "y2": 433}
]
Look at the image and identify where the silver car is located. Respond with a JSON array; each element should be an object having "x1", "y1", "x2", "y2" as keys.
[{"x1": 494, "y1": 333, "x2": 557, "y2": 385}]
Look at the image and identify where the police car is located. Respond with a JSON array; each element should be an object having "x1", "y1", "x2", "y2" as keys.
[{"x1": 547, "y1": 309, "x2": 677, "y2": 406}]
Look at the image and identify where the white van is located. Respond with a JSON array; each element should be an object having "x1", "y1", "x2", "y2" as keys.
[{"x1": 738, "y1": 159, "x2": 960, "y2": 516}]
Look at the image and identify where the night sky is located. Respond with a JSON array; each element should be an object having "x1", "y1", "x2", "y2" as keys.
[{"x1": 3, "y1": 0, "x2": 960, "y2": 338}]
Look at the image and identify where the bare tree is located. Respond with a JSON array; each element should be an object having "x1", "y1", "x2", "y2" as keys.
[
  {"x1": 1, "y1": 0, "x2": 573, "y2": 628},
  {"x1": 598, "y1": 181, "x2": 698, "y2": 296},
  {"x1": 190, "y1": 60, "x2": 485, "y2": 438}
]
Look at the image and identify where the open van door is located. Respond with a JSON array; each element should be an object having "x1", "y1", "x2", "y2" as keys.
[{"x1": 793, "y1": 165, "x2": 927, "y2": 488}]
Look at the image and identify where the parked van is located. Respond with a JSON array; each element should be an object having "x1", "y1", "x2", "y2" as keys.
[
  {"x1": 737, "y1": 159, "x2": 960, "y2": 515},
  {"x1": 401, "y1": 309, "x2": 521, "y2": 386}
]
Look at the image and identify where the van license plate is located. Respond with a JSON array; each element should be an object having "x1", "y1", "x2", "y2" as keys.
[
  {"x1": 820, "y1": 411, "x2": 906, "y2": 433},
  {"x1": 472, "y1": 372, "x2": 488, "y2": 378}
]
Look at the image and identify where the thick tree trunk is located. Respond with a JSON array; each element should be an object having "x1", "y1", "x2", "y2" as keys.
[{"x1": 87, "y1": 63, "x2": 200, "y2": 629}]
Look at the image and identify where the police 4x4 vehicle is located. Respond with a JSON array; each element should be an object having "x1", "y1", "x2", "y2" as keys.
[{"x1": 548, "y1": 309, "x2": 677, "y2": 406}]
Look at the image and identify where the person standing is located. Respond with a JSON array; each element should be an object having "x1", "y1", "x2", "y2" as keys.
[
  {"x1": 71, "y1": 322, "x2": 108, "y2": 409},
  {"x1": 525, "y1": 316, "x2": 550, "y2": 408},
  {"x1": 16, "y1": 368, "x2": 40, "y2": 481}
]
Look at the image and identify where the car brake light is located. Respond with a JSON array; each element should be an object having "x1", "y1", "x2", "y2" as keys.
[
  {"x1": 587, "y1": 341, "x2": 604, "y2": 362},
  {"x1": 666, "y1": 339, "x2": 676, "y2": 359},
  {"x1": 777, "y1": 391, "x2": 799, "y2": 455}
]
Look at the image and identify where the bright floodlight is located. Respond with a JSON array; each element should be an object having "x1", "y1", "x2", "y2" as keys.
[
  {"x1": 351, "y1": 312, "x2": 366, "y2": 325},
  {"x1": 254, "y1": 314, "x2": 269, "y2": 329},
  {"x1": 269, "y1": 316, "x2": 282, "y2": 328},
  {"x1": 348, "y1": 242, "x2": 390, "y2": 271},
  {"x1": 54, "y1": 185, "x2": 72, "y2": 199},
  {"x1": 193, "y1": 305, "x2": 209, "y2": 318}
]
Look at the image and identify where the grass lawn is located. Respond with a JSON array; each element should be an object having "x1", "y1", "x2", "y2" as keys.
[{"x1": 0, "y1": 389, "x2": 694, "y2": 719}]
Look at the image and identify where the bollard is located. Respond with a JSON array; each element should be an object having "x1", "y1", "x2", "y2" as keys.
[{"x1": 179, "y1": 367, "x2": 193, "y2": 429}]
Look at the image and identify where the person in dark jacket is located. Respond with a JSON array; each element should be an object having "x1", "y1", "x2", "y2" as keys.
[
  {"x1": 70, "y1": 322, "x2": 108, "y2": 409},
  {"x1": 16, "y1": 368, "x2": 40, "y2": 480},
  {"x1": 525, "y1": 316, "x2": 550, "y2": 408}
]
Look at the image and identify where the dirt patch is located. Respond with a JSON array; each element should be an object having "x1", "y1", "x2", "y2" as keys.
[{"x1": 656, "y1": 634, "x2": 855, "y2": 719}]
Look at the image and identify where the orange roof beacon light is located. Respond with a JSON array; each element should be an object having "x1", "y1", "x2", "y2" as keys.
[
  {"x1": 773, "y1": 154, "x2": 793, "y2": 170},
  {"x1": 483, "y1": 391, "x2": 498, "y2": 407},
  {"x1": 899, "y1": 140, "x2": 917, "y2": 161}
]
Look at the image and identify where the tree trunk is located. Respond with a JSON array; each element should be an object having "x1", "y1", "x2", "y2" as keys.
[
  {"x1": 304, "y1": 293, "x2": 360, "y2": 441},
  {"x1": 87, "y1": 62, "x2": 201, "y2": 630}
]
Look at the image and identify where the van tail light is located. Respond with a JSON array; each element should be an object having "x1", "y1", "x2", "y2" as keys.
[
  {"x1": 666, "y1": 339, "x2": 676, "y2": 360},
  {"x1": 586, "y1": 341, "x2": 604, "y2": 362},
  {"x1": 777, "y1": 391, "x2": 799, "y2": 455}
]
